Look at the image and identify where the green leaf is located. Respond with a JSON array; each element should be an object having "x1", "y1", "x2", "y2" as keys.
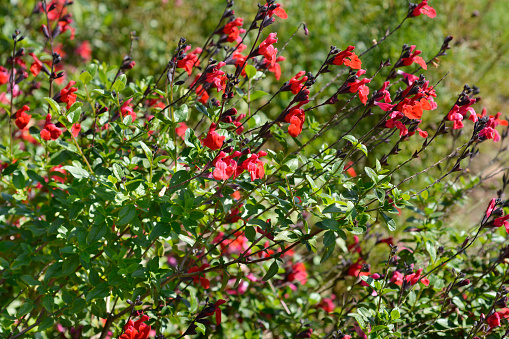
[
  {"x1": 86, "y1": 283, "x2": 110, "y2": 302},
  {"x1": 21, "y1": 275, "x2": 41, "y2": 286},
  {"x1": 274, "y1": 230, "x2": 294, "y2": 242},
  {"x1": 381, "y1": 212, "x2": 396, "y2": 232},
  {"x1": 391, "y1": 308, "x2": 400, "y2": 320},
  {"x1": 244, "y1": 64, "x2": 257, "y2": 78},
  {"x1": 44, "y1": 97, "x2": 61, "y2": 114},
  {"x1": 17, "y1": 301, "x2": 33, "y2": 317},
  {"x1": 245, "y1": 225, "x2": 256, "y2": 242},
  {"x1": 43, "y1": 295, "x2": 54, "y2": 312},
  {"x1": 12, "y1": 171, "x2": 26, "y2": 189},
  {"x1": 79, "y1": 71, "x2": 93, "y2": 84},
  {"x1": 364, "y1": 167, "x2": 378, "y2": 183},
  {"x1": 62, "y1": 166, "x2": 90, "y2": 179},
  {"x1": 174, "y1": 104, "x2": 189, "y2": 123},
  {"x1": 113, "y1": 74, "x2": 126, "y2": 91},
  {"x1": 62, "y1": 258, "x2": 80, "y2": 276},
  {"x1": 117, "y1": 204, "x2": 136, "y2": 226},
  {"x1": 426, "y1": 240, "x2": 437, "y2": 264},
  {"x1": 250, "y1": 90, "x2": 269, "y2": 101},
  {"x1": 139, "y1": 141, "x2": 153, "y2": 163},
  {"x1": 323, "y1": 231, "x2": 335, "y2": 246},
  {"x1": 262, "y1": 261, "x2": 279, "y2": 281},
  {"x1": 316, "y1": 218, "x2": 340, "y2": 231}
]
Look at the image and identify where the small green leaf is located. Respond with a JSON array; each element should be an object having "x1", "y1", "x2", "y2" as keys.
[
  {"x1": 139, "y1": 141, "x2": 153, "y2": 163},
  {"x1": 391, "y1": 308, "x2": 400, "y2": 320},
  {"x1": 117, "y1": 204, "x2": 136, "y2": 226},
  {"x1": 174, "y1": 104, "x2": 189, "y2": 123},
  {"x1": 381, "y1": 212, "x2": 396, "y2": 231},
  {"x1": 250, "y1": 90, "x2": 269, "y2": 101},
  {"x1": 86, "y1": 283, "x2": 110, "y2": 302},
  {"x1": 244, "y1": 64, "x2": 257, "y2": 78},
  {"x1": 113, "y1": 74, "x2": 126, "y2": 91},
  {"x1": 44, "y1": 97, "x2": 61, "y2": 114},
  {"x1": 79, "y1": 71, "x2": 93, "y2": 84},
  {"x1": 62, "y1": 166, "x2": 90, "y2": 179},
  {"x1": 262, "y1": 261, "x2": 279, "y2": 281}
]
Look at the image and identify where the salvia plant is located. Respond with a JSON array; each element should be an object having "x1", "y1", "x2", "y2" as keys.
[{"x1": 1, "y1": 0, "x2": 509, "y2": 338}]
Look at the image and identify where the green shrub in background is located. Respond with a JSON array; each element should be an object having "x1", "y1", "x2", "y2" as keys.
[{"x1": 0, "y1": 1, "x2": 509, "y2": 338}]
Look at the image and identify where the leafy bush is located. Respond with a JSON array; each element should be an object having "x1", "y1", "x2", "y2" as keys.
[{"x1": 1, "y1": 1, "x2": 509, "y2": 338}]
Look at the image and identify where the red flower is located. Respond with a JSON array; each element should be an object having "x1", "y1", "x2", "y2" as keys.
[
  {"x1": 346, "y1": 161, "x2": 357, "y2": 177},
  {"x1": 119, "y1": 314, "x2": 151, "y2": 339},
  {"x1": 400, "y1": 45, "x2": 427, "y2": 70},
  {"x1": 487, "y1": 312, "x2": 501, "y2": 328},
  {"x1": 266, "y1": 3, "x2": 288, "y2": 19},
  {"x1": 257, "y1": 33, "x2": 278, "y2": 67},
  {"x1": 201, "y1": 123, "x2": 225, "y2": 150},
  {"x1": 242, "y1": 151, "x2": 267, "y2": 181},
  {"x1": 348, "y1": 70, "x2": 370, "y2": 105},
  {"x1": 205, "y1": 62, "x2": 227, "y2": 92},
  {"x1": 0, "y1": 66, "x2": 9, "y2": 84},
  {"x1": 285, "y1": 105, "x2": 305, "y2": 137},
  {"x1": 223, "y1": 17, "x2": 244, "y2": 43},
  {"x1": 265, "y1": 56, "x2": 285, "y2": 80},
  {"x1": 177, "y1": 46, "x2": 202, "y2": 75},
  {"x1": 411, "y1": 0, "x2": 437, "y2": 18},
  {"x1": 195, "y1": 84, "x2": 209, "y2": 104},
  {"x1": 60, "y1": 81, "x2": 78, "y2": 109},
  {"x1": 202, "y1": 300, "x2": 227, "y2": 326},
  {"x1": 41, "y1": 114, "x2": 63, "y2": 141},
  {"x1": 29, "y1": 53, "x2": 44, "y2": 77},
  {"x1": 71, "y1": 123, "x2": 81, "y2": 137},
  {"x1": 212, "y1": 151, "x2": 241, "y2": 181},
  {"x1": 188, "y1": 264, "x2": 211, "y2": 289},
  {"x1": 494, "y1": 215, "x2": 509, "y2": 235},
  {"x1": 347, "y1": 261, "x2": 370, "y2": 277},
  {"x1": 176, "y1": 122, "x2": 188, "y2": 139},
  {"x1": 287, "y1": 262, "x2": 308, "y2": 285},
  {"x1": 233, "y1": 114, "x2": 246, "y2": 135},
  {"x1": 486, "y1": 198, "x2": 498, "y2": 218},
  {"x1": 120, "y1": 98, "x2": 136, "y2": 122},
  {"x1": 15, "y1": 105, "x2": 31, "y2": 130},
  {"x1": 76, "y1": 41, "x2": 92, "y2": 61},
  {"x1": 286, "y1": 71, "x2": 308, "y2": 94},
  {"x1": 332, "y1": 46, "x2": 362, "y2": 70}
]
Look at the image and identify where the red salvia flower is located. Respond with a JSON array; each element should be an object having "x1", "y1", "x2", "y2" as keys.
[
  {"x1": 188, "y1": 264, "x2": 211, "y2": 289},
  {"x1": 29, "y1": 53, "x2": 44, "y2": 77},
  {"x1": 286, "y1": 71, "x2": 308, "y2": 94},
  {"x1": 265, "y1": 56, "x2": 285, "y2": 80},
  {"x1": 205, "y1": 62, "x2": 227, "y2": 92},
  {"x1": 15, "y1": 105, "x2": 31, "y2": 130},
  {"x1": 60, "y1": 81, "x2": 78, "y2": 109},
  {"x1": 71, "y1": 123, "x2": 81, "y2": 137},
  {"x1": 0, "y1": 66, "x2": 9, "y2": 84},
  {"x1": 201, "y1": 123, "x2": 225, "y2": 150},
  {"x1": 266, "y1": 3, "x2": 288, "y2": 19},
  {"x1": 223, "y1": 17, "x2": 244, "y2": 42},
  {"x1": 287, "y1": 262, "x2": 308, "y2": 285},
  {"x1": 257, "y1": 33, "x2": 278, "y2": 67},
  {"x1": 411, "y1": 0, "x2": 437, "y2": 18},
  {"x1": 195, "y1": 84, "x2": 209, "y2": 104},
  {"x1": 233, "y1": 113, "x2": 246, "y2": 135},
  {"x1": 177, "y1": 46, "x2": 202, "y2": 76},
  {"x1": 285, "y1": 105, "x2": 305, "y2": 137},
  {"x1": 202, "y1": 299, "x2": 227, "y2": 326},
  {"x1": 40, "y1": 114, "x2": 62, "y2": 141},
  {"x1": 400, "y1": 45, "x2": 427, "y2": 70},
  {"x1": 119, "y1": 314, "x2": 151, "y2": 339},
  {"x1": 332, "y1": 46, "x2": 362, "y2": 70},
  {"x1": 120, "y1": 98, "x2": 136, "y2": 122},
  {"x1": 242, "y1": 151, "x2": 267, "y2": 181},
  {"x1": 76, "y1": 41, "x2": 92, "y2": 61}
]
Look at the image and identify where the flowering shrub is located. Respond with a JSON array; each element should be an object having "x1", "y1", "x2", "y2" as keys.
[{"x1": 1, "y1": 1, "x2": 509, "y2": 338}]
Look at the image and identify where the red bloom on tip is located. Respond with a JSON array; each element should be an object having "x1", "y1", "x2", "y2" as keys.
[
  {"x1": 411, "y1": 0, "x2": 437, "y2": 18},
  {"x1": 60, "y1": 81, "x2": 78, "y2": 109},
  {"x1": 0, "y1": 66, "x2": 9, "y2": 84},
  {"x1": 195, "y1": 85, "x2": 209, "y2": 104},
  {"x1": 41, "y1": 115, "x2": 63, "y2": 141},
  {"x1": 265, "y1": 56, "x2": 285, "y2": 80},
  {"x1": 15, "y1": 105, "x2": 31, "y2": 130},
  {"x1": 494, "y1": 215, "x2": 509, "y2": 235},
  {"x1": 212, "y1": 151, "x2": 241, "y2": 181},
  {"x1": 346, "y1": 161, "x2": 357, "y2": 177},
  {"x1": 287, "y1": 262, "x2": 308, "y2": 285},
  {"x1": 201, "y1": 123, "x2": 225, "y2": 150},
  {"x1": 202, "y1": 299, "x2": 227, "y2": 326},
  {"x1": 391, "y1": 268, "x2": 429, "y2": 286},
  {"x1": 400, "y1": 45, "x2": 427, "y2": 70},
  {"x1": 348, "y1": 71, "x2": 370, "y2": 105},
  {"x1": 233, "y1": 113, "x2": 246, "y2": 135},
  {"x1": 266, "y1": 3, "x2": 288, "y2": 19},
  {"x1": 205, "y1": 62, "x2": 227, "y2": 92},
  {"x1": 120, "y1": 98, "x2": 136, "y2": 122},
  {"x1": 71, "y1": 123, "x2": 81, "y2": 137},
  {"x1": 486, "y1": 198, "x2": 498, "y2": 218},
  {"x1": 242, "y1": 151, "x2": 267, "y2": 181},
  {"x1": 490, "y1": 112, "x2": 509, "y2": 126},
  {"x1": 177, "y1": 46, "x2": 202, "y2": 76},
  {"x1": 487, "y1": 312, "x2": 501, "y2": 328},
  {"x1": 285, "y1": 105, "x2": 305, "y2": 137},
  {"x1": 258, "y1": 33, "x2": 278, "y2": 67},
  {"x1": 332, "y1": 46, "x2": 362, "y2": 70},
  {"x1": 223, "y1": 17, "x2": 244, "y2": 42},
  {"x1": 29, "y1": 53, "x2": 44, "y2": 77},
  {"x1": 176, "y1": 122, "x2": 188, "y2": 139},
  {"x1": 57, "y1": 19, "x2": 75, "y2": 40},
  {"x1": 188, "y1": 263, "x2": 211, "y2": 289},
  {"x1": 119, "y1": 314, "x2": 151, "y2": 339},
  {"x1": 76, "y1": 41, "x2": 92, "y2": 61},
  {"x1": 286, "y1": 71, "x2": 308, "y2": 94},
  {"x1": 347, "y1": 262, "x2": 370, "y2": 277}
]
